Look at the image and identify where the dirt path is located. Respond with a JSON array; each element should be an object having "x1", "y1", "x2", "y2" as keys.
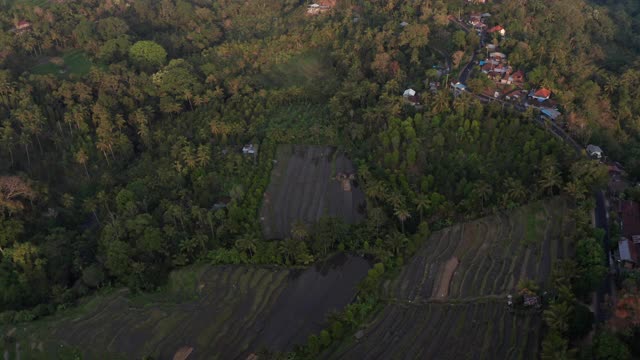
[
  {"x1": 329, "y1": 199, "x2": 570, "y2": 360},
  {"x1": 435, "y1": 257, "x2": 459, "y2": 299}
]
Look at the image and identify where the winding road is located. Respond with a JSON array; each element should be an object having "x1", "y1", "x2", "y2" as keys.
[{"x1": 447, "y1": 14, "x2": 615, "y2": 323}]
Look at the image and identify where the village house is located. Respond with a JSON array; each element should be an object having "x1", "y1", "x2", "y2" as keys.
[
  {"x1": 15, "y1": 20, "x2": 31, "y2": 31},
  {"x1": 452, "y1": 82, "x2": 467, "y2": 92},
  {"x1": 608, "y1": 163, "x2": 629, "y2": 197},
  {"x1": 468, "y1": 13, "x2": 489, "y2": 32},
  {"x1": 487, "y1": 25, "x2": 506, "y2": 36},
  {"x1": 403, "y1": 88, "x2": 420, "y2": 106},
  {"x1": 530, "y1": 88, "x2": 551, "y2": 102},
  {"x1": 490, "y1": 52, "x2": 506, "y2": 61},
  {"x1": 307, "y1": 4, "x2": 330, "y2": 15},
  {"x1": 307, "y1": 0, "x2": 335, "y2": 15},
  {"x1": 586, "y1": 144, "x2": 603, "y2": 159},
  {"x1": 11, "y1": 20, "x2": 32, "y2": 34},
  {"x1": 474, "y1": 22, "x2": 487, "y2": 33},
  {"x1": 242, "y1": 144, "x2": 257, "y2": 155},
  {"x1": 468, "y1": 13, "x2": 482, "y2": 27},
  {"x1": 618, "y1": 200, "x2": 640, "y2": 268},
  {"x1": 480, "y1": 52, "x2": 509, "y2": 76},
  {"x1": 541, "y1": 108, "x2": 561, "y2": 121},
  {"x1": 509, "y1": 70, "x2": 525, "y2": 85}
]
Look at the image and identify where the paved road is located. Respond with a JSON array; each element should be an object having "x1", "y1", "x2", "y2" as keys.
[
  {"x1": 449, "y1": 17, "x2": 478, "y2": 85},
  {"x1": 449, "y1": 16, "x2": 488, "y2": 85},
  {"x1": 457, "y1": 60, "x2": 615, "y2": 323},
  {"x1": 448, "y1": 10, "x2": 617, "y2": 328},
  {"x1": 459, "y1": 51, "x2": 477, "y2": 84},
  {"x1": 594, "y1": 190, "x2": 616, "y2": 322}
]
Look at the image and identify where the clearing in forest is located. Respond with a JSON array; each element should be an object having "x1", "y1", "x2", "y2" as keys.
[
  {"x1": 326, "y1": 197, "x2": 574, "y2": 360},
  {"x1": 260, "y1": 145, "x2": 366, "y2": 240},
  {"x1": 3, "y1": 254, "x2": 370, "y2": 360},
  {"x1": 32, "y1": 50, "x2": 93, "y2": 77}
]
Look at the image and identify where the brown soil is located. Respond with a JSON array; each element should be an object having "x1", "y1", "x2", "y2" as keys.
[
  {"x1": 173, "y1": 346, "x2": 193, "y2": 360},
  {"x1": 435, "y1": 257, "x2": 459, "y2": 298}
]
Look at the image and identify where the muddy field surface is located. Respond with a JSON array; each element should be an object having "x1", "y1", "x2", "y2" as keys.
[
  {"x1": 260, "y1": 145, "x2": 366, "y2": 240},
  {"x1": 6, "y1": 255, "x2": 370, "y2": 360},
  {"x1": 327, "y1": 198, "x2": 572, "y2": 360},
  {"x1": 331, "y1": 301, "x2": 542, "y2": 360}
]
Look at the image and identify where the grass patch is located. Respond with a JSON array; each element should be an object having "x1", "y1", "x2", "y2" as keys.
[
  {"x1": 524, "y1": 203, "x2": 545, "y2": 246},
  {"x1": 32, "y1": 50, "x2": 93, "y2": 77},
  {"x1": 260, "y1": 103, "x2": 336, "y2": 144}
]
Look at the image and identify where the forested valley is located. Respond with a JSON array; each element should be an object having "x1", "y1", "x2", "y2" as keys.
[{"x1": 0, "y1": 0, "x2": 638, "y2": 358}]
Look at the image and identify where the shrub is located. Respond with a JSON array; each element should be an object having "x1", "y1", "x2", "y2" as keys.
[{"x1": 0, "y1": 310, "x2": 16, "y2": 324}]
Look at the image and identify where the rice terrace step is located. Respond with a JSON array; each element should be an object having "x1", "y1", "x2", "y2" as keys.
[
  {"x1": 260, "y1": 144, "x2": 366, "y2": 240},
  {"x1": 325, "y1": 197, "x2": 572, "y2": 360}
]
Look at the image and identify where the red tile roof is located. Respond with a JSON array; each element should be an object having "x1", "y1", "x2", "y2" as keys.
[
  {"x1": 487, "y1": 25, "x2": 504, "y2": 33},
  {"x1": 318, "y1": 0, "x2": 336, "y2": 6},
  {"x1": 16, "y1": 21, "x2": 31, "y2": 29},
  {"x1": 533, "y1": 88, "x2": 551, "y2": 99}
]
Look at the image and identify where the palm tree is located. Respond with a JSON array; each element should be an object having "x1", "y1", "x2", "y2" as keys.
[
  {"x1": 505, "y1": 178, "x2": 527, "y2": 204},
  {"x1": 235, "y1": 236, "x2": 257, "y2": 258},
  {"x1": 75, "y1": 149, "x2": 90, "y2": 178},
  {"x1": 367, "y1": 207, "x2": 387, "y2": 233},
  {"x1": 386, "y1": 191, "x2": 404, "y2": 210},
  {"x1": 540, "y1": 330, "x2": 572, "y2": 360},
  {"x1": 279, "y1": 237, "x2": 299, "y2": 265},
  {"x1": 453, "y1": 93, "x2": 474, "y2": 115},
  {"x1": 413, "y1": 194, "x2": 431, "y2": 222},
  {"x1": 393, "y1": 206, "x2": 411, "y2": 234},
  {"x1": 196, "y1": 145, "x2": 210, "y2": 168},
  {"x1": 357, "y1": 164, "x2": 371, "y2": 187},
  {"x1": 543, "y1": 302, "x2": 571, "y2": 333},
  {"x1": 563, "y1": 181, "x2": 586, "y2": 201},
  {"x1": 365, "y1": 181, "x2": 387, "y2": 204},
  {"x1": 538, "y1": 168, "x2": 562, "y2": 196},
  {"x1": 385, "y1": 231, "x2": 407, "y2": 256},
  {"x1": 0, "y1": 125, "x2": 15, "y2": 166},
  {"x1": 431, "y1": 90, "x2": 451, "y2": 114},
  {"x1": 182, "y1": 145, "x2": 197, "y2": 170},
  {"x1": 83, "y1": 197, "x2": 100, "y2": 225},
  {"x1": 229, "y1": 185, "x2": 245, "y2": 203},
  {"x1": 474, "y1": 181, "x2": 492, "y2": 210},
  {"x1": 290, "y1": 220, "x2": 309, "y2": 242}
]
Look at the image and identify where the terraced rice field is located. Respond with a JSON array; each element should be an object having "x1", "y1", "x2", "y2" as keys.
[
  {"x1": 260, "y1": 145, "x2": 366, "y2": 240},
  {"x1": 4, "y1": 255, "x2": 369, "y2": 360},
  {"x1": 327, "y1": 198, "x2": 573, "y2": 360}
]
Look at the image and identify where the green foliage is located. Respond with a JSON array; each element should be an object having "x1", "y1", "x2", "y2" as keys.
[
  {"x1": 575, "y1": 237, "x2": 606, "y2": 292},
  {"x1": 0, "y1": 3, "x2": 634, "y2": 352},
  {"x1": 568, "y1": 303, "x2": 593, "y2": 340},
  {"x1": 592, "y1": 331, "x2": 631, "y2": 360},
  {"x1": 32, "y1": 51, "x2": 93, "y2": 77},
  {"x1": 81, "y1": 264, "x2": 105, "y2": 288},
  {"x1": 129, "y1": 41, "x2": 167, "y2": 71}
]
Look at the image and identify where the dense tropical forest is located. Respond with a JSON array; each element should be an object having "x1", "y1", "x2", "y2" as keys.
[{"x1": 0, "y1": 0, "x2": 638, "y2": 358}]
